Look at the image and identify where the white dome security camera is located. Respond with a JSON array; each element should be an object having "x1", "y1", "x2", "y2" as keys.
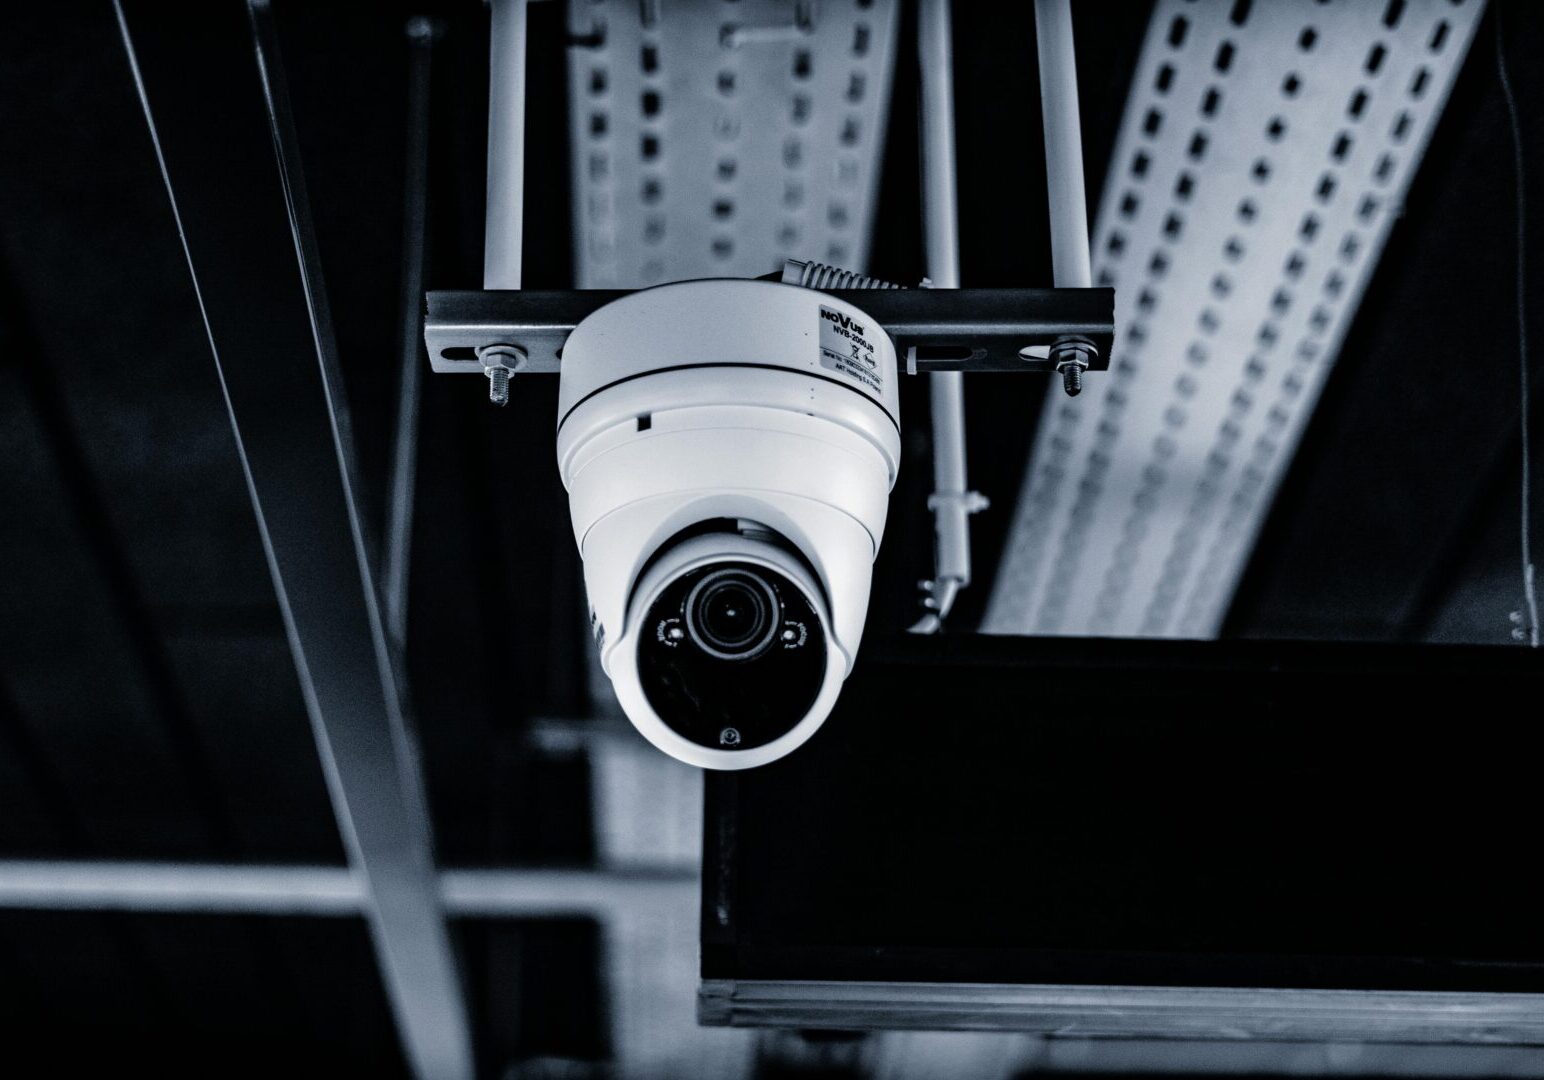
[{"x1": 556, "y1": 279, "x2": 900, "y2": 769}]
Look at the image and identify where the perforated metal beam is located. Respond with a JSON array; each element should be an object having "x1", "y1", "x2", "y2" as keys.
[
  {"x1": 567, "y1": 0, "x2": 899, "y2": 287},
  {"x1": 986, "y1": 0, "x2": 1484, "y2": 638}
]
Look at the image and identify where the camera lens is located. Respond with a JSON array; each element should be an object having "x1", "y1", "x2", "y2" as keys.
[
  {"x1": 639, "y1": 558, "x2": 828, "y2": 752},
  {"x1": 685, "y1": 568, "x2": 781, "y2": 660}
]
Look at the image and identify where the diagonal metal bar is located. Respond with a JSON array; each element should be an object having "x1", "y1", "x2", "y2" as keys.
[
  {"x1": 112, "y1": 4, "x2": 473, "y2": 1078},
  {"x1": 383, "y1": 17, "x2": 441, "y2": 652}
]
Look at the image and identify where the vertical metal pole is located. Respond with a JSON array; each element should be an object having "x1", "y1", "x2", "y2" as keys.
[
  {"x1": 1033, "y1": 0, "x2": 1092, "y2": 290},
  {"x1": 484, "y1": 0, "x2": 528, "y2": 289},
  {"x1": 914, "y1": 0, "x2": 980, "y2": 633},
  {"x1": 384, "y1": 18, "x2": 440, "y2": 652},
  {"x1": 113, "y1": 5, "x2": 474, "y2": 1077},
  {"x1": 918, "y1": 0, "x2": 961, "y2": 292}
]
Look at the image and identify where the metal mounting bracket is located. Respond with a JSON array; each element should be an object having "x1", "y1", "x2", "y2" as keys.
[{"x1": 424, "y1": 286, "x2": 1114, "y2": 377}]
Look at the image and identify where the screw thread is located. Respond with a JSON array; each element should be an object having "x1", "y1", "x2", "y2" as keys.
[
  {"x1": 1051, "y1": 339, "x2": 1095, "y2": 398},
  {"x1": 488, "y1": 366, "x2": 511, "y2": 406}
]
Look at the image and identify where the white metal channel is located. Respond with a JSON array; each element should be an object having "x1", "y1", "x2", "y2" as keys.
[
  {"x1": 984, "y1": 0, "x2": 1483, "y2": 638},
  {"x1": 567, "y1": 0, "x2": 898, "y2": 288}
]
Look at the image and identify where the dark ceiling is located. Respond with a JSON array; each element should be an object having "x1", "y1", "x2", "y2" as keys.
[{"x1": 0, "y1": 0, "x2": 1540, "y2": 1074}]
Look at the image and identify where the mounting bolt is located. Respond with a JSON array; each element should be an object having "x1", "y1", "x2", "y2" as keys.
[
  {"x1": 1050, "y1": 337, "x2": 1096, "y2": 398},
  {"x1": 476, "y1": 344, "x2": 526, "y2": 408},
  {"x1": 488, "y1": 367, "x2": 511, "y2": 407}
]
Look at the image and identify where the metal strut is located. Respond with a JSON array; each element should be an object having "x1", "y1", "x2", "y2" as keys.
[
  {"x1": 114, "y1": 5, "x2": 474, "y2": 1077},
  {"x1": 423, "y1": 287, "x2": 1113, "y2": 375}
]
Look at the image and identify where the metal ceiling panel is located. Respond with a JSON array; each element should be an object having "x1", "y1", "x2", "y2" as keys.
[
  {"x1": 566, "y1": 0, "x2": 898, "y2": 288},
  {"x1": 984, "y1": 0, "x2": 1483, "y2": 638}
]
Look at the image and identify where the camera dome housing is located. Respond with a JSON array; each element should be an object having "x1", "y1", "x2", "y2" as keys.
[{"x1": 555, "y1": 279, "x2": 900, "y2": 769}]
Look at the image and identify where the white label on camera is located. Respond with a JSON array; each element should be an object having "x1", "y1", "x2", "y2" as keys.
[{"x1": 817, "y1": 305, "x2": 882, "y2": 395}]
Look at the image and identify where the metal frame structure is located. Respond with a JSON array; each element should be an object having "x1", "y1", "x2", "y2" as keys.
[
  {"x1": 909, "y1": 0, "x2": 1095, "y2": 632},
  {"x1": 0, "y1": 861, "x2": 694, "y2": 918},
  {"x1": 486, "y1": 0, "x2": 528, "y2": 291},
  {"x1": 113, "y1": 4, "x2": 474, "y2": 1076},
  {"x1": 8, "y1": 3, "x2": 1509, "y2": 1077},
  {"x1": 695, "y1": 631, "x2": 1544, "y2": 1073},
  {"x1": 911, "y1": 0, "x2": 976, "y2": 633},
  {"x1": 383, "y1": 16, "x2": 440, "y2": 652},
  {"x1": 423, "y1": 286, "x2": 1114, "y2": 373},
  {"x1": 83, "y1": 4, "x2": 1114, "y2": 1075},
  {"x1": 93, "y1": 8, "x2": 758, "y2": 1077},
  {"x1": 699, "y1": 979, "x2": 1544, "y2": 1045}
]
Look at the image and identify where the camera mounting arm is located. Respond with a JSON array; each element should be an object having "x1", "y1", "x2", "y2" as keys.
[{"x1": 422, "y1": 286, "x2": 1114, "y2": 382}]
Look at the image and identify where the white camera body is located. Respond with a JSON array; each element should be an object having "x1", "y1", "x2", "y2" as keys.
[{"x1": 556, "y1": 279, "x2": 900, "y2": 769}]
